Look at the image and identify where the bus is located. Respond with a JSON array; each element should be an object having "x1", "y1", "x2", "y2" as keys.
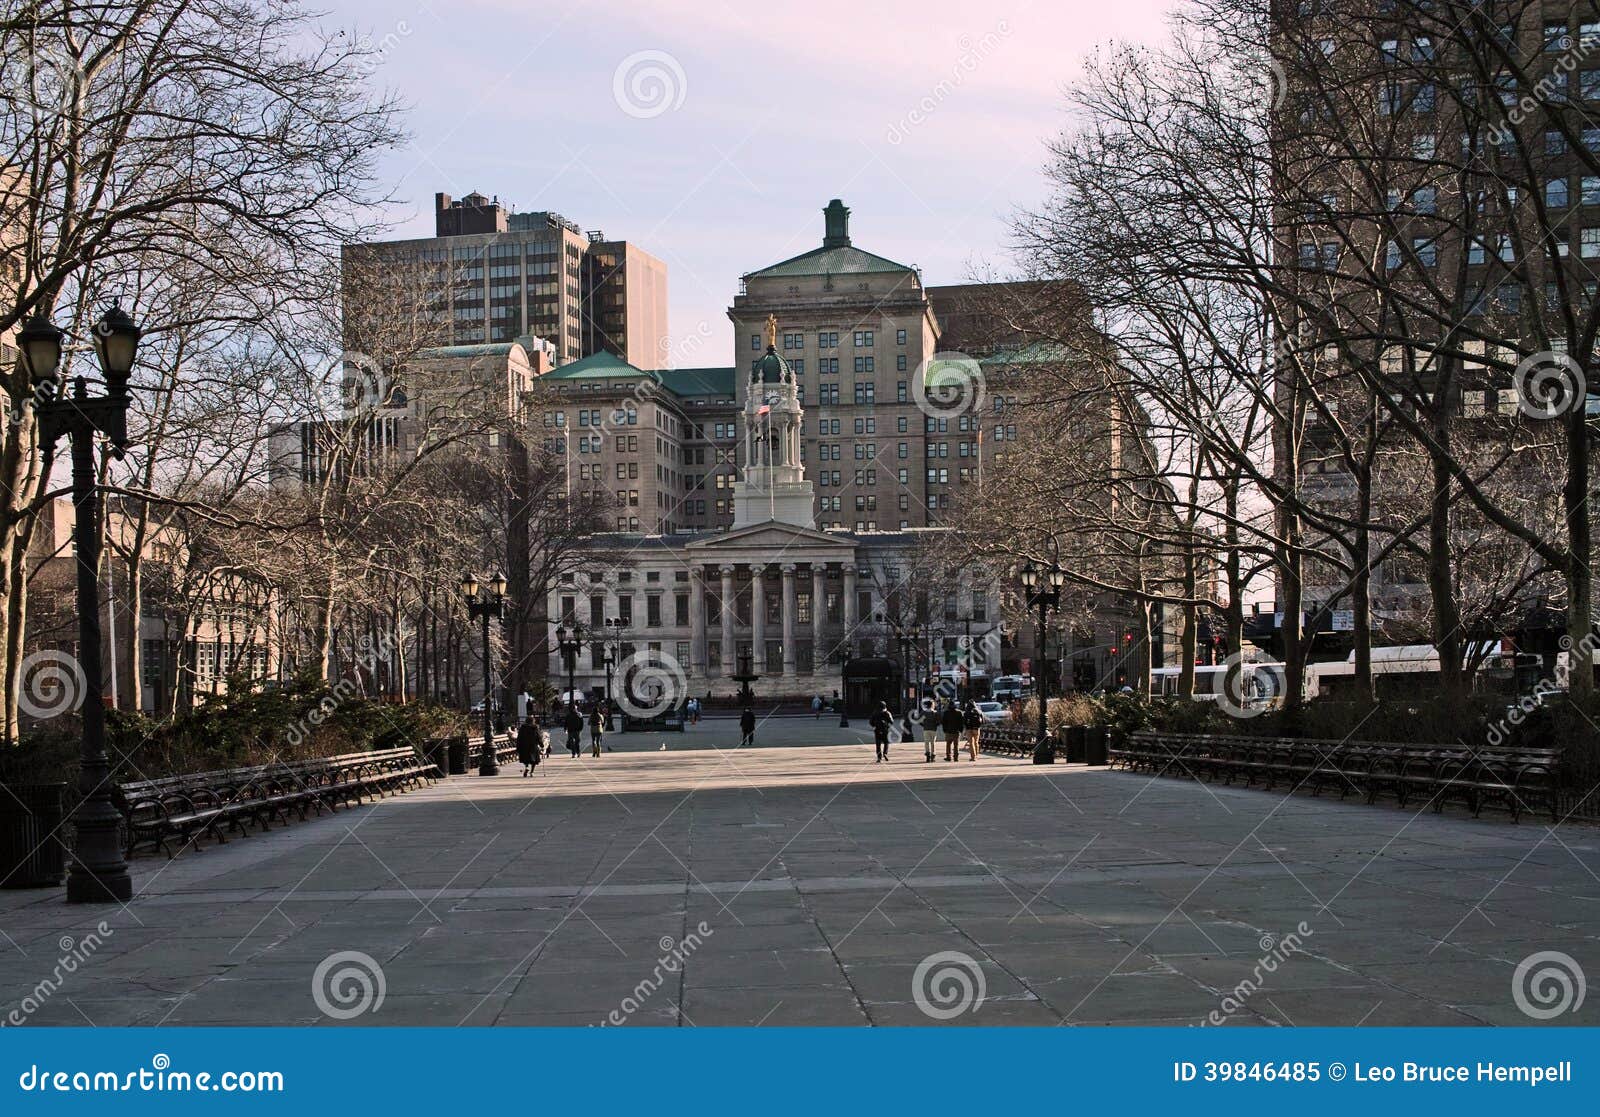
[
  {"x1": 1306, "y1": 644, "x2": 1542, "y2": 700},
  {"x1": 1149, "y1": 662, "x2": 1286, "y2": 710}
]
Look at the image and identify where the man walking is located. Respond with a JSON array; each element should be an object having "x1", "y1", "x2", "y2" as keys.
[
  {"x1": 589, "y1": 702, "x2": 606, "y2": 757},
  {"x1": 871, "y1": 701, "x2": 893, "y2": 763},
  {"x1": 940, "y1": 701, "x2": 963, "y2": 762},
  {"x1": 812, "y1": 693, "x2": 823, "y2": 720},
  {"x1": 920, "y1": 702, "x2": 937, "y2": 763},
  {"x1": 564, "y1": 704, "x2": 583, "y2": 758},
  {"x1": 739, "y1": 705, "x2": 757, "y2": 748}
]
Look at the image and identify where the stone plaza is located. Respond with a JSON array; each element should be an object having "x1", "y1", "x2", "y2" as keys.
[{"x1": 1, "y1": 736, "x2": 1595, "y2": 1027}]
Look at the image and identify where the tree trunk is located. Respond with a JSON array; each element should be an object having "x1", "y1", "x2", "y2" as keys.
[
  {"x1": 1566, "y1": 407, "x2": 1593, "y2": 696},
  {"x1": 1427, "y1": 449, "x2": 1464, "y2": 696}
]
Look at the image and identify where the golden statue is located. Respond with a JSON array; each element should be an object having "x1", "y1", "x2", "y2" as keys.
[{"x1": 764, "y1": 313, "x2": 778, "y2": 350}]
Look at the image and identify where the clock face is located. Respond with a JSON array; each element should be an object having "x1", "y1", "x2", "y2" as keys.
[{"x1": 764, "y1": 393, "x2": 780, "y2": 406}]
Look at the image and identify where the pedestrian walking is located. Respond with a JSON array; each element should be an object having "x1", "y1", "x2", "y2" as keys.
[
  {"x1": 517, "y1": 719, "x2": 541, "y2": 777},
  {"x1": 589, "y1": 704, "x2": 606, "y2": 757},
  {"x1": 812, "y1": 694, "x2": 824, "y2": 720},
  {"x1": 739, "y1": 706, "x2": 757, "y2": 748},
  {"x1": 961, "y1": 699, "x2": 982, "y2": 761},
  {"x1": 564, "y1": 705, "x2": 583, "y2": 757},
  {"x1": 920, "y1": 702, "x2": 937, "y2": 763},
  {"x1": 871, "y1": 701, "x2": 893, "y2": 762},
  {"x1": 940, "y1": 701, "x2": 963, "y2": 762}
]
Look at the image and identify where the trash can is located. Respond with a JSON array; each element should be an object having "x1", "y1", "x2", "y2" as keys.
[
  {"x1": 446, "y1": 736, "x2": 469, "y2": 776},
  {"x1": 423, "y1": 740, "x2": 450, "y2": 779},
  {"x1": 1065, "y1": 725, "x2": 1088, "y2": 764},
  {"x1": 0, "y1": 782, "x2": 67, "y2": 889},
  {"x1": 1032, "y1": 737, "x2": 1056, "y2": 765},
  {"x1": 1084, "y1": 727, "x2": 1109, "y2": 767}
]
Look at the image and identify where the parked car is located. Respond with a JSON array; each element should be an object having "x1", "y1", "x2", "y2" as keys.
[{"x1": 974, "y1": 701, "x2": 1011, "y2": 724}]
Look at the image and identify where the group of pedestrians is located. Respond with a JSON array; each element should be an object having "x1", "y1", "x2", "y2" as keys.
[{"x1": 870, "y1": 698, "x2": 982, "y2": 763}]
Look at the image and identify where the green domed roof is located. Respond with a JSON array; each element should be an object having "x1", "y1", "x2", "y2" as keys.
[{"x1": 753, "y1": 344, "x2": 791, "y2": 385}]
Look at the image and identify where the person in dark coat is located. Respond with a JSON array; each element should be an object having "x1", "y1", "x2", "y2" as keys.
[
  {"x1": 940, "y1": 701, "x2": 963, "y2": 762},
  {"x1": 516, "y1": 720, "x2": 541, "y2": 777},
  {"x1": 739, "y1": 706, "x2": 756, "y2": 748},
  {"x1": 871, "y1": 701, "x2": 894, "y2": 762},
  {"x1": 961, "y1": 699, "x2": 983, "y2": 761},
  {"x1": 564, "y1": 705, "x2": 583, "y2": 757}
]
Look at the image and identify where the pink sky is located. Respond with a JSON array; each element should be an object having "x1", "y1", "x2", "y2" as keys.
[{"x1": 333, "y1": 0, "x2": 1182, "y2": 364}]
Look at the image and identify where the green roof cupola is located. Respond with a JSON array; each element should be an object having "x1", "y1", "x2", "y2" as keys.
[
  {"x1": 822, "y1": 199, "x2": 851, "y2": 248},
  {"x1": 753, "y1": 313, "x2": 793, "y2": 385}
]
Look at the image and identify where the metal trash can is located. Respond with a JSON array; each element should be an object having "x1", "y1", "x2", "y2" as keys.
[
  {"x1": 423, "y1": 740, "x2": 450, "y2": 778},
  {"x1": 1065, "y1": 726, "x2": 1088, "y2": 764},
  {"x1": 446, "y1": 736, "x2": 469, "y2": 776},
  {"x1": 0, "y1": 783, "x2": 67, "y2": 889},
  {"x1": 1084, "y1": 727, "x2": 1109, "y2": 767}
]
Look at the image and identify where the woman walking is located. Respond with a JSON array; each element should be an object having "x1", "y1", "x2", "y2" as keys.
[
  {"x1": 961, "y1": 699, "x2": 982, "y2": 761},
  {"x1": 517, "y1": 719, "x2": 541, "y2": 777},
  {"x1": 589, "y1": 703, "x2": 606, "y2": 757}
]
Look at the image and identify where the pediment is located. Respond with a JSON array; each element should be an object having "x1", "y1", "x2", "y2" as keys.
[{"x1": 685, "y1": 520, "x2": 854, "y2": 557}]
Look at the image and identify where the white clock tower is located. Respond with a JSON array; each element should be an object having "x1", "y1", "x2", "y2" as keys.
[{"x1": 733, "y1": 314, "x2": 816, "y2": 528}]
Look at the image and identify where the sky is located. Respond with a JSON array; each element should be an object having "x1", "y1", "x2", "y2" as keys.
[{"x1": 327, "y1": 0, "x2": 1181, "y2": 367}]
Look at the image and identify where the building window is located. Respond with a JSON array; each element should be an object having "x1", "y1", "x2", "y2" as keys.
[{"x1": 896, "y1": 329, "x2": 907, "y2": 345}]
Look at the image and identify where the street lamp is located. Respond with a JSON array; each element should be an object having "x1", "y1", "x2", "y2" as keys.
[
  {"x1": 556, "y1": 624, "x2": 583, "y2": 713},
  {"x1": 461, "y1": 570, "x2": 506, "y2": 776},
  {"x1": 1021, "y1": 557, "x2": 1067, "y2": 751},
  {"x1": 22, "y1": 306, "x2": 141, "y2": 904}
]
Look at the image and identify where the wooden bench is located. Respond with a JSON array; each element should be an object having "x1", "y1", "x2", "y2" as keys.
[
  {"x1": 1110, "y1": 731, "x2": 1562, "y2": 822},
  {"x1": 119, "y1": 746, "x2": 436, "y2": 858},
  {"x1": 978, "y1": 726, "x2": 1047, "y2": 758}
]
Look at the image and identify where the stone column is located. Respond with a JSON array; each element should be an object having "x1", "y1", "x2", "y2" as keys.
[
  {"x1": 689, "y1": 567, "x2": 707, "y2": 678},
  {"x1": 842, "y1": 565, "x2": 859, "y2": 660},
  {"x1": 719, "y1": 565, "x2": 736, "y2": 676},
  {"x1": 811, "y1": 565, "x2": 826, "y2": 673},
  {"x1": 750, "y1": 565, "x2": 766, "y2": 673},
  {"x1": 781, "y1": 564, "x2": 798, "y2": 676}
]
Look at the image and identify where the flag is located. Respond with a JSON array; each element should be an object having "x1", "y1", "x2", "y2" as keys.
[{"x1": 757, "y1": 404, "x2": 771, "y2": 417}]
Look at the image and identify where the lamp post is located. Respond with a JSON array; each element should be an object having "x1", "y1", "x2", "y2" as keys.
[
  {"x1": 556, "y1": 624, "x2": 582, "y2": 712},
  {"x1": 20, "y1": 307, "x2": 141, "y2": 904},
  {"x1": 460, "y1": 571, "x2": 507, "y2": 776},
  {"x1": 601, "y1": 617, "x2": 626, "y2": 730},
  {"x1": 1021, "y1": 557, "x2": 1066, "y2": 750}
]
